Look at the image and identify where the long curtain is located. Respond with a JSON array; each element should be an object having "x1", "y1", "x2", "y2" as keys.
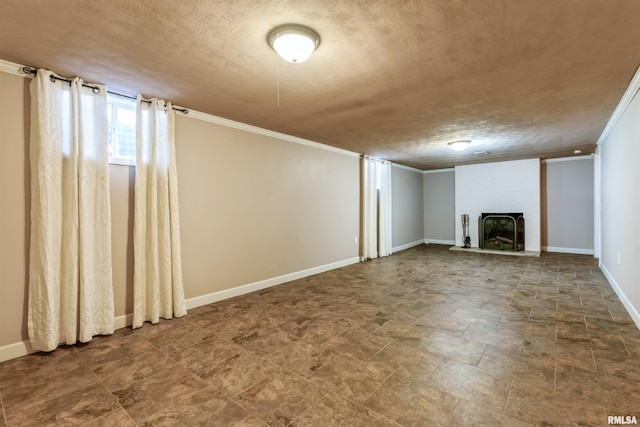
[
  {"x1": 361, "y1": 156, "x2": 392, "y2": 260},
  {"x1": 133, "y1": 96, "x2": 186, "y2": 328},
  {"x1": 362, "y1": 156, "x2": 378, "y2": 260},
  {"x1": 378, "y1": 159, "x2": 392, "y2": 257},
  {"x1": 28, "y1": 70, "x2": 114, "y2": 351}
]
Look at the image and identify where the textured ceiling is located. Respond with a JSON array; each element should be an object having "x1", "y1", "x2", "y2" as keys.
[{"x1": 1, "y1": 0, "x2": 639, "y2": 170}]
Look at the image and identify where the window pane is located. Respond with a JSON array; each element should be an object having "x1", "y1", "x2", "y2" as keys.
[
  {"x1": 107, "y1": 95, "x2": 137, "y2": 163},
  {"x1": 116, "y1": 107, "x2": 136, "y2": 158},
  {"x1": 107, "y1": 105, "x2": 114, "y2": 156}
]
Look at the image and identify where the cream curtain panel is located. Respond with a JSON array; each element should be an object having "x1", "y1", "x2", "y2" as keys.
[
  {"x1": 133, "y1": 96, "x2": 186, "y2": 328},
  {"x1": 362, "y1": 156, "x2": 378, "y2": 260},
  {"x1": 361, "y1": 156, "x2": 392, "y2": 260},
  {"x1": 28, "y1": 70, "x2": 114, "y2": 352},
  {"x1": 378, "y1": 159, "x2": 392, "y2": 257}
]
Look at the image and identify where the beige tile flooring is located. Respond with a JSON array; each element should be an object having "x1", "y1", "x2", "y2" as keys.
[{"x1": 1, "y1": 244, "x2": 639, "y2": 426}]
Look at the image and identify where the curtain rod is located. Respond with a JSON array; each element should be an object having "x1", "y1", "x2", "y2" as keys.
[{"x1": 21, "y1": 67, "x2": 188, "y2": 115}]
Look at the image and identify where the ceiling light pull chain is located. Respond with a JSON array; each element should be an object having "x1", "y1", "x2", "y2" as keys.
[{"x1": 276, "y1": 51, "x2": 280, "y2": 109}]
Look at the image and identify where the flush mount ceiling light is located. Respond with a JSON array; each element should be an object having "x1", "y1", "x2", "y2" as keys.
[
  {"x1": 267, "y1": 24, "x2": 320, "y2": 63},
  {"x1": 448, "y1": 140, "x2": 471, "y2": 151}
]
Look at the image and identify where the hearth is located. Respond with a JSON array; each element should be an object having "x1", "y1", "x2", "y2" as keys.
[{"x1": 478, "y1": 213, "x2": 525, "y2": 251}]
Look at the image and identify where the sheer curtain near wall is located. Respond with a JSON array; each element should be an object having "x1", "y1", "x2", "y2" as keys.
[
  {"x1": 361, "y1": 156, "x2": 392, "y2": 260},
  {"x1": 133, "y1": 96, "x2": 186, "y2": 328},
  {"x1": 362, "y1": 157, "x2": 378, "y2": 260},
  {"x1": 28, "y1": 70, "x2": 114, "y2": 352},
  {"x1": 378, "y1": 160, "x2": 392, "y2": 257}
]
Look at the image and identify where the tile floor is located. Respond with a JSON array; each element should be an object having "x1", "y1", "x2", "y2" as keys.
[{"x1": 1, "y1": 244, "x2": 639, "y2": 426}]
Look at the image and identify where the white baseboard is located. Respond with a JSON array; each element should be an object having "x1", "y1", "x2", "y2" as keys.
[
  {"x1": 600, "y1": 261, "x2": 640, "y2": 331},
  {"x1": 114, "y1": 313, "x2": 133, "y2": 330},
  {"x1": 543, "y1": 246, "x2": 594, "y2": 255},
  {"x1": 425, "y1": 239, "x2": 455, "y2": 245},
  {"x1": 0, "y1": 314, "x2": 136, "y2": 363},
  {"x1": 392, "y1": 240, "x2": 425, "y2": 253},
  {"x1": 0, "y1": 256, "x2": 360, "y2": 363},
  {"x1": 185, "y1": 257, "x2": 360, "y2": 309},
  {"x1": 0, "y1": 340, "x2": 34, "y2": 363}
]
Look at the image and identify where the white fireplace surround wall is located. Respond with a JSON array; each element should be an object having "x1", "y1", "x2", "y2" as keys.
[{"x1": 454, "y1": 159, "x2": 541, "y2": 252}]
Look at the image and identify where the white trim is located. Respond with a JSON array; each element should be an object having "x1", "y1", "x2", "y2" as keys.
[
  {"x1": 542, "y1": 246, "x2": 594, "y2": 255},
  {"x1": 542, "y1": 155, "x2": 594, "y2": 164},
  {"x1": 0, "y1": 340, "x2": 34, "y2": 363},
  {"x1": 392, "y1": 240, "x2": 425, "y2": 252},
  {"x1": 185, "y1": 257, "x2": 360, "y2": 309},
  {"x1": 391, "y1": 163, "x2": 423, "y2": 173},
  {"x1": 0, "y1": 59, "x2": 359, "y2": 160},
  {"x1": 593, "y1": 153, "x2": 601, "y2": 259},
  {"x1": 0, "y1": 59, "x2": 33, "y2": 77},
  {"x1": 0, "y1": 256, "x2": 360, "y2": 362},
  {"x1": 600, "y1": 262, "x2": 640, "y2": 331},
  {"x1": 185, "y1": 110, "x2": 360, "y2": 159},
  {"x1": 597, "y1": 65, "x2": 640, "y2": 147},
  {"x1": 425, "y1": 238, "x2": 456, "y2": 245},
  {"x1": 108, "y1": 157, "x2": 135, "y2": 167},
  {"x1": 423, "y1": 168, "x2": 454, "y2": 174},
  {"x1": 114, "y1": 313, "x2": 133, "y2": 330}
]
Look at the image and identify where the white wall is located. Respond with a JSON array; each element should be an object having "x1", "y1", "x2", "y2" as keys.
[
  {"x1": 598, "y1": 79, "x2": 640, "y2": 329},
  {"x1": 391, "y1": 164, "x2": 425, "y2": 251},
  {"x1": 423, "y1": 169, "x2": 455, "y2": 245},
  {"x1": 454, "y1": 159, "x2": 541, "y2": 251}
]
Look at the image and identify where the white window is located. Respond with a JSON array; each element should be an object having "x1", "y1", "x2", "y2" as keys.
[{"x1": 108, "y1": 95, "x2": 136, "y2": 165}]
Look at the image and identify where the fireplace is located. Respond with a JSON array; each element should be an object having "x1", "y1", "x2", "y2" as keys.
[{"x1": 478, "y1": 213, "x2": 525, "y2": 251}]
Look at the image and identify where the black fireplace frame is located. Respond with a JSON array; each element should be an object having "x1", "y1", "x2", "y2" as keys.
[{"x1": 478, "y1": 213, "x2": 525, "y2": 251}]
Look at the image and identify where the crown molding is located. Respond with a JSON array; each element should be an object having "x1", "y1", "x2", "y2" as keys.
[
  {"x1": 542, "y1": 155, "x2": 594, "y2": 163},
  {"x1": 597, "y1": 65, "x2": 640, "y2": 147},
  {"x1": 1, "y1": 58, "x2": 359, "y2": 159},
  {"x1": 185, "y1": 110, "x2": 360, "y2": 159},
  {"x1": 390, "y1": 162, "x2": 423, "y2": 173},
  {"x1": 0, "y1": 58, "x2": 33, "y2": 77},
  {"x1": 423, "y1": 168, "x2": 454, "y2": 174}
]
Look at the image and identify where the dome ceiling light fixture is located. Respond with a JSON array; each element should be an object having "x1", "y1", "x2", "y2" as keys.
[
  {"x1": 448, "y1": 139, "x2": 472, "y2": 151},
  {"x1": 267, "y1": 24, "x2": 320, "y2": 63}
]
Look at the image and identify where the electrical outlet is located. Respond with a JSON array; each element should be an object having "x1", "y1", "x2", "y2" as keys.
[
  {"x1": 617, "y1": 253, "x2": 621, "y2": 265},
  {"x1": 354, "y1": 236, "x2": 358, "y2": 245}
]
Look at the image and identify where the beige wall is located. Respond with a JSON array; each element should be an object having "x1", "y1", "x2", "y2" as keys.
[
  {"x1": 175, "y1": 117, "x2": 360, "y2": 298},
  {"x1": 541, "y1": 157, "x2": 594, "y2": 253},
  {"x1": 0, "y1": 72, "x2": 30, "y2": 346},
  {"x1": 109, "y1": 164, "x2": 135, "y2": 318},
  {"x1": 0, "y1": 70, "x2": 360, "y2": 350},
  {"x1": 391, "y1": 165, "x2": 424, "y2": 249},
  {"x1": 423, "y1": 170, "x2": 455, "y2": 244},
  {"x1": 0, "y1": 72, "x2": 138, "y2": 346}
]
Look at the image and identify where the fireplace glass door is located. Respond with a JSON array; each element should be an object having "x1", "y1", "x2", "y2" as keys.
[{"x1": 478, "y1": 213, "x2": 525, "y2": 251}]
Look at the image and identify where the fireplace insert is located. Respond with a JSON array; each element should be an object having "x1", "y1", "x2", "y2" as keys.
[{"x1": 478, "y1": 213, "x2": 525, "y2": 251}]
